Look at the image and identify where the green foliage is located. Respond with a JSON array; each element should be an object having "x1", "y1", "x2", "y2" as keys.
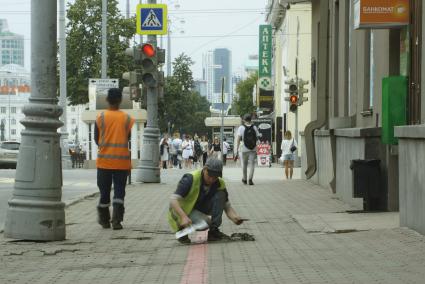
[
  {"x1": 158, "y1": 53, "x2": 210, "y2": 135},
  {"x1": 66, "y1": 0, "x2": 135, "y2": 105},
  {"x1": 231, "y1": 72, "x2": 258, "y2": 116}
]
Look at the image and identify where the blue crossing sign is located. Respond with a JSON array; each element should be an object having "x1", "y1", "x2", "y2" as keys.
[{"x1": 136, "y1": 4, "x2": 168, "y2": 35}]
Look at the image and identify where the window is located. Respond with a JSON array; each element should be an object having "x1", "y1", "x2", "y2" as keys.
[
  {"x1": 11, "y1": 107, "x2": 16, "y2": 114},
  {"x1": 0, "y1": 107, "x2": 5, "y2": 114},
  {"x1": 11, "y1": 119, "x2": 16, "y2": 125},
  {"x1": 71, "y1": 107, "x2": 76, "y2": 112},
  {"x1": 71, "y1": 118, "x2": 76, "y2": 124},
  {"x1": 11, "y1": 129, "x2": 16, "y2": 135}
]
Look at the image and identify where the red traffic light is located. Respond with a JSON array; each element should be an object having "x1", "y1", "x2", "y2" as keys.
[
  {"x1": 289, "y1": 95, "x2": 298, "y2": 104},
  {"x1": 141, "y1": 44, "x2": 156, "y2": 57}
]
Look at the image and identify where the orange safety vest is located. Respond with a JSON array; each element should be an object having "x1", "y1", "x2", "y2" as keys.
[{"x1": 96, "y1": 110, "x2": 135, "y2": 170}]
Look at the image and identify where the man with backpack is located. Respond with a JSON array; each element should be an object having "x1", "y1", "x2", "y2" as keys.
[{"x1": 235, "y1": 113, "x2": 261, "y2": 185}]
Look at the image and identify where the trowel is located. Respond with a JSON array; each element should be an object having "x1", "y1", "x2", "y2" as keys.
[{"x1": 175, "y1": 219, "x2": 209, "y2": 239}]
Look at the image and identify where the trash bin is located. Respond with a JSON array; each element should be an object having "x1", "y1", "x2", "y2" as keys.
[{"x1": 350, "y1": 159, "x2": 386, "y2": 211}]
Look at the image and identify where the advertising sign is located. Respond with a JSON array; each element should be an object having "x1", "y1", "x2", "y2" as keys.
[
  {"x1": 354, "y1": 0, "x2": 409, "y2": 29},
  {"x1": 257, "y1": 142, "x2": 271, "y2": 167},
  {"x1": 259, "y1": 25, "x2": 273, "y2": 91}
]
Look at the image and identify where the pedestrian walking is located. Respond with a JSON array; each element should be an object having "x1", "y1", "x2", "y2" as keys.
[
  {"x1": 172, "y1": 133, "x2": 183, "y2": 169},
  {"x1": 193, "y1": 136, "x2": 203, "y2": 169},
  {"x1": 222, "y1": 137, "x2": 230, "y2": 166},
  {"x1": 209, "y1": 137, "x2": 222, "y2": 160},
  {"x1": 235, "y1": 113, "x2": 260, "y2": 185},
  {"x1": 200, "y1": 136, "x2": 209, "y2": 166},
  {"x1": 95, "y1": 88, "x2": 135, "y2": 230},
  {"x1": 280, "y1": 130, "x2": 297, "y2": 179},
  {"x1": 168, "y1": 158, "x2": 245, "y2": 244},
  {"x1": 160, "y1": 134, "x2": 170, "y2": 169},
  {"x1": 182, "y1": 135, "x2": 193, "y2": 169}
]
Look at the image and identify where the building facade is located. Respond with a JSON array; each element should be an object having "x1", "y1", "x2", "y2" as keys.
[
  {"x1": 266, "y1": 2, "x2": 312, "y2": 160},
  {"x1": 202, "y1": 48, "x2": 233, "y2": 104},
  {"x1": 193, "y1": 79, "x2": 207, "y2": 98},
  {"x1": 213, "y1": 48, "x2": 232, "y2": 103},
  {"x1": 0, "y1": 19, "x2": 24, "y2": 67},
  {"x1": 267, "y1": 0, "x2": 425, "y2": 235}
]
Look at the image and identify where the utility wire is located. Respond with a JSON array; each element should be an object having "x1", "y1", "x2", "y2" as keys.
[{"x1": 187, "y1": 14, "x2": 264, "y2": 57}]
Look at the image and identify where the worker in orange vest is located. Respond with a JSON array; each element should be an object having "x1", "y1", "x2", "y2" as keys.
[{"x1": 95, "y1": 88, "x2": 135, "y2": 230}]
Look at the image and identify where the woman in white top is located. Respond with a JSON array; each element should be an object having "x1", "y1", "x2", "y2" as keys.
[
  {"x1": 182, "y1": 135, "x2": 193, "y2": 169},
  {"x1": 200, "y1": 136, "x2": 209, "y2": 166},
  {"x1": 160, "y1": 134, "x2": 170, "y2": 169},
  {"x1": 280, "y1": 130, "x2": 297, "y2": 179}
]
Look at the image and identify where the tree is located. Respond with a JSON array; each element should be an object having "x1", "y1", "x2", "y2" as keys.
[
  {"x1": 231, "y1": 72, "x2": 258, "y2": 116},
  {"x1": 158, "y1": 53, "x2": 210, "y2": 135},
  {"x1": 66, "y1": 0, "x2": 135, "y2": 105}
]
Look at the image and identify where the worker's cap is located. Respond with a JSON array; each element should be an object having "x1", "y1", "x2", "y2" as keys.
[{"x1": 205, "y1": 158, "x2": 223, "y2": 177}]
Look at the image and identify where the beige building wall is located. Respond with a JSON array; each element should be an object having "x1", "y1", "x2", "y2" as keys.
[{"x1": 279, "y1": 4, "x2": 312, "y2": 154}]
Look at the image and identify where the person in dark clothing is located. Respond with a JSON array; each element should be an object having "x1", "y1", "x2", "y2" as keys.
[
  {"x1": 168, "y1": 158, "x2": 245, "y2": 243},
  {"x1": 94, "y1": 88, "x2": 134, "y2": 230},
  {"x1": 209, "y1": 137, "x2": 222, "y2": 161}
]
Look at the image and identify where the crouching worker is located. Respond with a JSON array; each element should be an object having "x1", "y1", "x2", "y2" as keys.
[{"x1": 168, "y1": 158, "x2": 244, "y2": 244}]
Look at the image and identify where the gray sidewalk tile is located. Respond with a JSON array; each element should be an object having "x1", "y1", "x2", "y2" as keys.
[{"x1": 1, "y1": 167, "x2": 425, "y2": 283}]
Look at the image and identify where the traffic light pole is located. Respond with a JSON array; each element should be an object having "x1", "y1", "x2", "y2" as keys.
[
  {"x1": 136, "y1": 0, "x2": 161, "y2": 183},
  {"x1": 4, "y1": 1, "x2": 65, "y2": 240}
]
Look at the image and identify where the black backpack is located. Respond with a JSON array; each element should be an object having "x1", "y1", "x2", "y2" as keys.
[
  {"x1": 243, "y1": 125, "x2": 257, "y2": 150},
  {"x1": 194, "y1": 141, "x2": 203, "y2": 156}
]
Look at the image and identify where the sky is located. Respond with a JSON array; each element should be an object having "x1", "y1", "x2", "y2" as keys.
[{"x1": 0, "y1": 0, "x2": 267, "y2": 79}]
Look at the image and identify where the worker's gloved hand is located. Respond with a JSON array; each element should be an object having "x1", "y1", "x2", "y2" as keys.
[{"x1": 180, "y1": 216, "x2": 192, "y2": 228}]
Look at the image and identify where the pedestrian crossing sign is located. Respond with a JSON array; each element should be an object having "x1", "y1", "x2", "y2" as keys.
[{"x1": 136, "y1": 4, "x2": 168, "y2": 35}]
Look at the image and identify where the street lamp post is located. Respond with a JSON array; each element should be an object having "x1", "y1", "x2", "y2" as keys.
[{"x1": 4, "y1": 0, "x2": 65, "y2": 240}]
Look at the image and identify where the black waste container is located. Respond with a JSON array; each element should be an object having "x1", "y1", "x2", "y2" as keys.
[{"x1": 350, "y1": 159, "x2": 386, "y2": 211}]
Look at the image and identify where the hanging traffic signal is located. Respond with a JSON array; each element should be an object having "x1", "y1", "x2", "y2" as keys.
[
  {"x1": 289, "y1": 94, "x2": 298, "y2": 112},
  {"x1": 140, "y1": 43, "x2": 158, "y2": 88},
  {"x1": 284, "y1": 78, "x2": 299, "y2": 112},
  {"x1": 122, "y1": 71, "x2": 142, "y2": 101},
  {"x1": 297, "y1": 79, "x2": 309, "y2": 106}
]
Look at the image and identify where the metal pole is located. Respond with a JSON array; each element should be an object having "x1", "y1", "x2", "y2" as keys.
[
  {"x1": 5, "y1": 0, "x2": 65, "y2": 240},
  {"x1": 167, "y1": 19, "x2": 172, "y2": 76},
  {"x1": 59, "y1": 0, "x2": 71, "y2": 169},
  {"x1": 139, "y1": 0, "x2": 143, "y2": 44},
  {"x1": 220, "y1": 77, "x2": 224, "y2": 157},
  {"x1": 8, "y1": 89, "x2": 10, "y2": 140},
  {"x1": 101, "y1": 0, "x2": 107, "y2": 78},
  {"x1": 136, "y1": 0, "x2": 161, "y2": 183}
]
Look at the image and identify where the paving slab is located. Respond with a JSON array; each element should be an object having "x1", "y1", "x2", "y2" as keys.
[{"x1": 1, "y1": 166, "x2": 425, "y2": 283}]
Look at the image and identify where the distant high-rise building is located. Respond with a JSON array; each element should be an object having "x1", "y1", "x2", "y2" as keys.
[
  {"x1": 232, "y1": 74, "x2": 243, "y2": 101},
  {"x1": 0, "y1": 19, "x2": 24, "y2": 67},
  {"x1": 213, "y1": 48, "x2": 232, "y2": 103},
  {"x1": 194, "y1": 80, "x2": 208, "y2": 98},
  {"x1": 202, "y1": 48, "x2": 232, "y2": 104},
  {"x1": 202, "y1": 51, "x2": 214, "y2": 102},
  {"x1": 244, "y1": 54, "x2": 259, "y2": 77}
]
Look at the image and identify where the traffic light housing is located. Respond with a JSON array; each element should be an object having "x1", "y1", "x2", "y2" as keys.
[
  {"x1": 284, "y1": 79, "x2": 298, "y2": 112},
  {"x1": 297, "y1": 79, "x2": 309, "y2": 106},
  {"x1": 289, "y1": 94, "x2": 298, "y2": 112},
  {"x1": 122, "y1": 71, "x2": 142, "y2": 101},
  {"x1": 124, "y1": 43, "x2": 165, "y2": 90},
  {"x1": 140, "y1": 43, "x2": 159, "y2": 88}
]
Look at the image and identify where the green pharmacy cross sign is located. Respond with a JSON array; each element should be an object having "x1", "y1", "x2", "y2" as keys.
[
  {"x1": 259, "y1": 25, "x2": 272, "y2": 91},
  {"x1": 259, "y1": 77, "x2": 271, "y2": 89}
]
